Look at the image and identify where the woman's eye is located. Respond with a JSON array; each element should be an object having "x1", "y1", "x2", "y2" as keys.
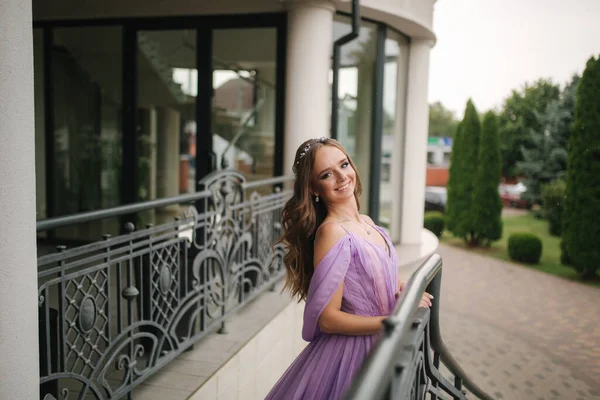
[
  {"x1": 341, "y1": 162, "x2": 349, "y2": 168},
  {"x1": 320, "y1": 173, "x2": 331, "y2": 180}
]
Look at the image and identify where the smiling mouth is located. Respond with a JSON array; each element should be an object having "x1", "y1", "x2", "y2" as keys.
[{"x1": 336, "y1": 182, "x2": 351, "y2": 191}]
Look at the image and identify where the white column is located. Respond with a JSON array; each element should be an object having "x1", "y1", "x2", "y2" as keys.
[
  {"x1": 156, "y1": 107, "x2": 180, "y2": 200},
  {"x1": 283, "y1": 0, "x2": 334, "y2": 174},
  {"x1": 400, "y1": 39, "x2": 434, "y2": 244},
  {"x1": 389, "y1": 44, "x2": 410, "y2": 243},
  {"x1": 0, "y1": 0, "x2": 40, "y2": 398}
]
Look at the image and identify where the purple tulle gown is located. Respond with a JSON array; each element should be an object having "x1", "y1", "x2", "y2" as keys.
[{"x1": 265, "y1": 223, "x2": 398, "y2": 400}]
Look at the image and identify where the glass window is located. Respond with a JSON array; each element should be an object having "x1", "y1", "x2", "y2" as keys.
[
  {"x1": 332, "y1": 16, "x2": 378, "y2": 212},
  {"x1": 427, "y1": 152, "x2": 435, "y2": 164},
  {"x1": 381, "y1": 157, "x2": 391, "y2": 183},
  {"x1": 135, "y1": 29, "x2": 197, "y2": 225},
  {"x1": 212, "y1": 28, "x2": 278, "y2": 183},
  {"x1": 378, "y1": 30, "x2": 409, "y2": 238},
  {"x1": 443, "y1": 151, "x2": 451, "y2": 165},
  {"x1": 51, "y1": 26, "x2": 123, "y2": 238}
]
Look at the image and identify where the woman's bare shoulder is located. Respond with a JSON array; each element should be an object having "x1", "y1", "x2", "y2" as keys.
[{"x1": 313, "y1": 220, "x2": 349, "y2": 266}]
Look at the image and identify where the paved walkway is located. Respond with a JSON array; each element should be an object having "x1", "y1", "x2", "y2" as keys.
[{"x1": 401, "y1": 244, "x2": 600, "y2": 400}]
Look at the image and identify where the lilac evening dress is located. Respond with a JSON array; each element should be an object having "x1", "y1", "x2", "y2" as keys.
[{"x1": 265, "y1": 223, "x2": 398, "y2": 400}]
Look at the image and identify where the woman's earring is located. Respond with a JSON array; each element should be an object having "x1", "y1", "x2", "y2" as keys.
[{"x1": 315, "y1": 195, "x2": 320, "y2": 203}]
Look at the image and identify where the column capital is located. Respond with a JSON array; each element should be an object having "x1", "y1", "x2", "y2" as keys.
[{"x1": 281, "y1": 0, "x2": 336, "y2": 13}]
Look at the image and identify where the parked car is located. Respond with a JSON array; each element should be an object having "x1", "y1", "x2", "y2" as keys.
[
  {"x1": 424, "y1": 186, "x2": 447, "y2": 212},
  {"x1": 499, "y1": 183, "x2": 530, "y2": 209}
]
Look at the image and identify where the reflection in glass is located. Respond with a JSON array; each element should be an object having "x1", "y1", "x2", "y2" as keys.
[
  {"x1": 136, "y1": 29, "x2": 197, "y2": 225},
  {"x1": 34, "y1": 28, "x2": 46, "y2": 219},
  {"x1": 378, "y1": 31, "x2": 409, "y2": 240},
  {"x1": 332, "y1": 16, "x2": 378, "y2": 212},
  {"x1": 51, "y1": 26, "x2": 123, "y2": 238},
  {"x1": 212, "y1": 28, "x2": 277, "y2": 182}
]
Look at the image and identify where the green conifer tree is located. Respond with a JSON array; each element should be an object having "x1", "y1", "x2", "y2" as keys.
[
  {"x1": 472, "y1": 112, "x2": 503, "y2": 246},
  {"x1": 561, "y1": 56, "x2": 600, "y2": 279},
  {"x1": 447, "y1": 100, "x2": 481, "y2": 245}
]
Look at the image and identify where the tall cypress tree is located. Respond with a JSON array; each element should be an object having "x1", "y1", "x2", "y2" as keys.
[
  {"x1": 561, "y1": 56, "x2": 600, "y2": 279},
  {"x1": 447, "y1": 100, "x2": 481, "y2": 244},
  {"x1": 472, "y1": 111, "x2": 503, "y2": 246}
]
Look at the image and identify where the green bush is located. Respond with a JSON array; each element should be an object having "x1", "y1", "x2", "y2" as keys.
[
  {"x1": 508, "y1": 233, "x2": 543, "y2": 264},
  {"x1": 541, "y1": 179, "x2": 566, "y2": 236},
  {"x1": 424, "y1": 212, "x2": 445, "y2": 238}
]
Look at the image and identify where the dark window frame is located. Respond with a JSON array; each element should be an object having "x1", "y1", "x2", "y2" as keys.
[
  {"x1": 33, "y1": 13, "x2": 287, "y2": 227},
  {"x1": 330, "y1": 12, "x2": 411, "y2": 225}
]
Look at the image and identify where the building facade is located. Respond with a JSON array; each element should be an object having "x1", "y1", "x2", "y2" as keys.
[{"x1": 0, "y1": 0, "x2": 436, "y2": 398}]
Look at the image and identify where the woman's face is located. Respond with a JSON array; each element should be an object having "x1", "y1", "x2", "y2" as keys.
[{"x1": 311, "y1": 145, "x2": 356, "y2": 205}]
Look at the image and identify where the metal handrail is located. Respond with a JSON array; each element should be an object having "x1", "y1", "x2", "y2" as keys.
[
  {"x1": 427, "y1": 264, "x2": 494, "y2": 400},
  {"x1": 36, "y1": 190, "x2": 211, "y2": 232},
  {"x1": 242, "y1": 174, "x2": 294, "y2": 189},
  {"x1": 344, "y1": 254, "x2": 494, "y2": 400},
  {"x1": 36, "y1": 174, "x2": 295, "y2": 232}
]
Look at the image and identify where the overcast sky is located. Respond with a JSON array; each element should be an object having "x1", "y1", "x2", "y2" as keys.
[{"x1": 429, "y1": 0, "x2": 600, "y2": 116}]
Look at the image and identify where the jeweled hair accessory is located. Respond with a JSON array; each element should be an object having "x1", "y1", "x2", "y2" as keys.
[{"x1": 295, "y1": 137, "x2": 326, "y2": 166}]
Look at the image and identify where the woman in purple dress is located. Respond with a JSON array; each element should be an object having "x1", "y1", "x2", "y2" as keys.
[{"x1": 266, "y1": 138, "x2": 433, "y2": 400}]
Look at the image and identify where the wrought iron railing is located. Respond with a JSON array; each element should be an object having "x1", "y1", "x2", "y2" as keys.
[
  {"x1": 344, "y1": 254, "x2": 494, "y2": 400},
  {"x1": 37, "y1": 170, "x2": 293, "y2": 400}
]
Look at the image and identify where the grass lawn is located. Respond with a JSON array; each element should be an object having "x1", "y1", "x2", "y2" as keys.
[{"x1": 439, "y1": 212, "x2": 600, "y2": 287}]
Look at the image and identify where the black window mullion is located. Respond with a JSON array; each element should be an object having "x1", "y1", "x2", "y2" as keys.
[
  {"x1": 273, "y1": 16, "x2": 287, "y2": 178},
  {"x1": 195, "y1": 27, "x2": 213, "y2": 186}
]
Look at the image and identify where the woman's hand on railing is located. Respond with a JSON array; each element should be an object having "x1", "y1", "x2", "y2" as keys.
[
  {"x1": 418, "y1": 293, "x2": 434, "y2": 309},
  {"x1": 394, "y1": 284, "x2": 434, "y2": 308}
]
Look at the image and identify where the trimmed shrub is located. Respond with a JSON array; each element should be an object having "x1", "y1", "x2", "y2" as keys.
[
  {"x1": 424, "y1": 212, "x2": 445, "y2": 238},
  {"x1": 541, "y1": 179, "x2": 566, "y2": 237},
  {"x1": 508, "y1": 233, "x2": 543, "y2": 264}
]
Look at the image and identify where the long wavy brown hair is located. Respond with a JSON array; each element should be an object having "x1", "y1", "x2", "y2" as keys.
[{"x1": 278, "y1": 138, "x2": 362, "y2": 301}]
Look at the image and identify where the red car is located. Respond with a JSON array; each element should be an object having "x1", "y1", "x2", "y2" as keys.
[{"x1": 499, "y1": 184, "x2": 530, "y2": 209}]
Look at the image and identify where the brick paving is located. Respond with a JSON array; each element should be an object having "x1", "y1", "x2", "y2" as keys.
[{"x1": 400, "y1": 244, "x2": 600, "y2": 400}]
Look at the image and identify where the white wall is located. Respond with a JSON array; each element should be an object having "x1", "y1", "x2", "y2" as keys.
[
  {"x1": 33, "y1": 0, "x2": 436, "y2": 42},
  {"x1": 189, "y1": 300, "x2": 307, "y2": 400},
  {"x1": 0, "y1": 0, "x2": 40, "y2": 398}
]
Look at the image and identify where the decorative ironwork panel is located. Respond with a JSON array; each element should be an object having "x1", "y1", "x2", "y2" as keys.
[
  {"x1": 150, "y1": 243, "x2": 181, "y2": 327},
  {"x1": 63, "y1": 269, "x2": 110, "y2": 376},
  {"x1": 37, "y1": 171, "x2": 292, "y2": 399}
]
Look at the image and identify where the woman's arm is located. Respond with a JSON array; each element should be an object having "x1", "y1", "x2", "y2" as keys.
[
  {"x1": 314, "y1": 222, "x2": 386, "y2": 336},
  {"x1": 318, "y1": 282, "x2": 386, "y2": 335}
]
